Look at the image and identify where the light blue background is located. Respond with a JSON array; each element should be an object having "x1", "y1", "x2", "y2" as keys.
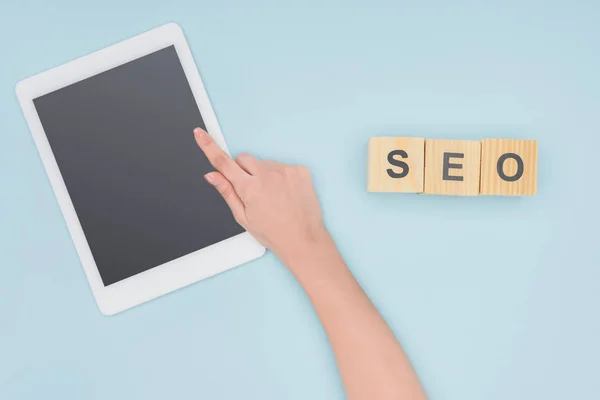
[{"x1": 1, "y1": 1, "x2": 599, "y2": 399}]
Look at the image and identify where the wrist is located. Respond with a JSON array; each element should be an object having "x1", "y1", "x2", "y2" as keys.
[{"x1": 276, "y1": 228, "x2": 344, "y2": 279}]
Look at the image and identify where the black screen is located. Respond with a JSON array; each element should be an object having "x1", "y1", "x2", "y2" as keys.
[{"x1": 33, "y1": 46, "x2": 244, "y2": 286}]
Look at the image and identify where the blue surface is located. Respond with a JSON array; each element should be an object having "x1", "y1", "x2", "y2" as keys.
[{"x1": 1, "y1": 1, "x2": 599, "y2": 399}]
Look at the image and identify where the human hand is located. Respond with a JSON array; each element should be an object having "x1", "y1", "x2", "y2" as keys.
[
  {"x1": 193, "y1": 128, "x2": 329, "y2": 266},
  {"x1": 194, "y1": 131, "x2": 427, "y2": 400}
]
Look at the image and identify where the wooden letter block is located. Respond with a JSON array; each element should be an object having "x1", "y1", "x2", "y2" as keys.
[
  {"x1": 480, "y1": 139, "x2": 538, "y2": 196},
  {"x1": 368, "y1": 137, "x2": 425, "y2": 193},
  {"x1": 424, "y1": 139, "x2": 481, "y2": 196}
]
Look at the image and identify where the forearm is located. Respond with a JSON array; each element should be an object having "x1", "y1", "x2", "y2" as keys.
[{"x1": 283, "y1": 232, "x2": 427, "y2": 400}]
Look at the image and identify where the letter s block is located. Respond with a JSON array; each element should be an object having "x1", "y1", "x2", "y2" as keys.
[
  {"x1": 480, "y1": 139, "x2": 538, "y2": 196},
  {"x1": 368, "y1": 137, "x2": 425, "y2": 193},
  {"x1": 424, "y1": 139, "x2": 481, "y2": 196}
]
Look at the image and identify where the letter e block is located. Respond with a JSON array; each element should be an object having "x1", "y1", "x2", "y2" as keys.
[
  {"x1": 424, "y1": 139, "x2": 481, "y2": 196},
  {"x1": 480, "y1": 139, "x2": 538, "y2": 196},
  {"x1": 368, "y1": 137, "x2": 425, "y2": 193}
]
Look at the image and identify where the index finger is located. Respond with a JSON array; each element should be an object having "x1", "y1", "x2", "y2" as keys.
[{"x1": 193, "y1": 128, "x2": 249, "y2": 186}]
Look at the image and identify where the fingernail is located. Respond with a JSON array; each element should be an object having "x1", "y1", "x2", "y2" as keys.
[
  {"x1": 204, "y1": 173, "x2": 215, "y2": 184},
  {"x1": 193, "y1": 128, "x2": 202, "y2": 135}
]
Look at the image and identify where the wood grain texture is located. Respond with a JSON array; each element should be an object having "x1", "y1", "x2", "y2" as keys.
[
  {"x1": 424, "y1": 139, "x2": 481, "y2": 196},
  {"x1": 368, "y1": 137, "x2": 425, "y2": 193},
  {"x1": 480, "y1": 139, "x2": 538, "y2": 196}
]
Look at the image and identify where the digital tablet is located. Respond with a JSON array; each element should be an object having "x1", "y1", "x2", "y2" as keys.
[{"x1": 16, "y1": 23, "x2": 265, "y2": 315}]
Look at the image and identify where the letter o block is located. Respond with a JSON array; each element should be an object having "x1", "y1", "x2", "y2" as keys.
[
  {"x1": 480, "y1": 139, "x2": 538, "y2": 196},
  {"x1": 368, "y1": 137, "x2": 425, "y2": 193},
  {"x1": 424, "y1": 139, "x2": 481, "y2": 196}
]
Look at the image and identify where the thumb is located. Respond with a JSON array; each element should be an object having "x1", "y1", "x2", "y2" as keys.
[{"x1": 204, "y1": 172, "x2": 247, "y2": 227}]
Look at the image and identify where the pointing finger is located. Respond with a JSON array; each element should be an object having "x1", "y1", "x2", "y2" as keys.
[{"x1": 194, "y1": 128, "x2": 249, "y2": 188}]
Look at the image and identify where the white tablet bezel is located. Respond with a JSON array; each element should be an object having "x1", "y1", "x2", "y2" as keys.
[{"x1": 16, "y1": 23, "x2": 265, "y2": 316}]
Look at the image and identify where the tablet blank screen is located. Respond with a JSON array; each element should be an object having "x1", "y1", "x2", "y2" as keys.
[{"x1": 33, "y1": 46, "x2": 244, "y2": 286}]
